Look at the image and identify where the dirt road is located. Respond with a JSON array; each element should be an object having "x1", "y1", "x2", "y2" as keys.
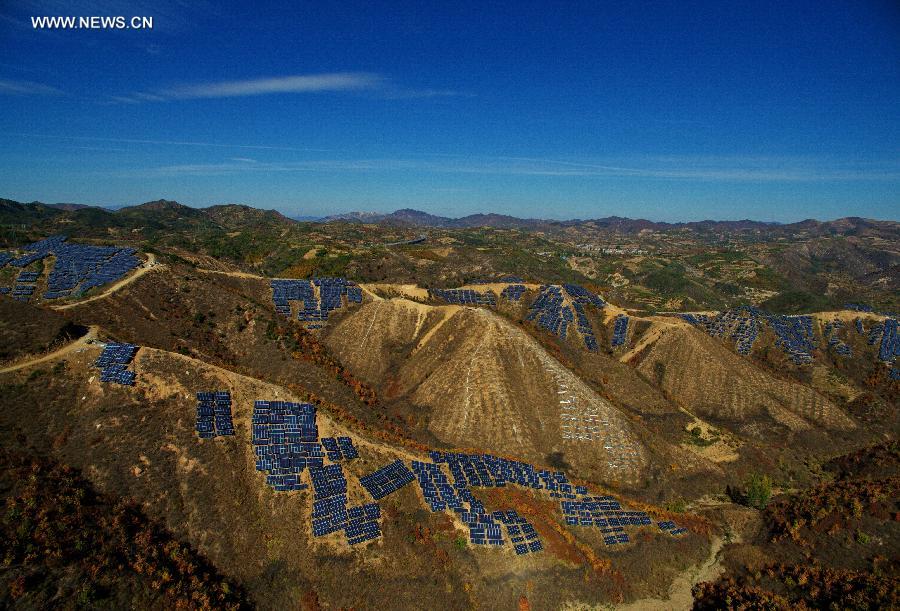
[
  {"x1": 52, "y1": 253, "x2": 161, "y2": 310},
  {"x1": 0, "y1": 326, "x2": 98, "y2": 374}
]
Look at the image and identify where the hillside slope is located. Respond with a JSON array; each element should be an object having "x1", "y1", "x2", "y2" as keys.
[
  {"x1": 628, "y1": 321, "x2": 856, "y2": 433},
  {"x1": 326, "y1": 298, "x2": 660, "y2": 485}
]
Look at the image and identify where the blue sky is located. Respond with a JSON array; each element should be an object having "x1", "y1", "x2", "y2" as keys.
[{"x1": 1, "y1": 0, "x2": 898, "y2": 222}]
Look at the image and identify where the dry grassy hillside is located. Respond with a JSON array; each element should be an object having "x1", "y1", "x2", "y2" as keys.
[
  {"x1": 0, "y1": 339, "x2": 713, "y2": 610},
  {"x1": 0, "y1": 297, "x2": 86, "y2": 363},
  {"x1": 326, "y1": 298, "x2": 663, "y2": 485},
  {"x1": 629, "y1": 322, "x2": 857, "y2": 434}
]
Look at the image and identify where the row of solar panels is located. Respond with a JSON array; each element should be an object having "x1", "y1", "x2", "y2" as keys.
[
  {"x1": 270, "y1": 277, "x2": 363, "y2": 325},
  {"x1": 429, "y1": 288, "x2": 498, "y2": 306},
  {"x1": 0, "y1": 235, "x2": 141, "y2": 300},
  {"x1": 611, "y1": 314, "x2": 629, "y2": 347},
  {"x1": 411, "y1": 457, "x2": 547, "y2": 552},
  {"x1": 684, "y1": 306, "x2": 819, "y2": 364},
  {"x1": 359, "y1": 460, "x2": 416, "y2": 500},
  {"x1": 500, "y1": 284, "x2": 527, "y2": 301},
  {"x1": 525, "y1": 284, "x2": 606, "y2": 351},
  {"x1": 94, "y1": 343, "x2": 139, "y2": 386},
  {"x1": 196, "y1": 390, "x2": 235, "y2": 438},
  {"x1": 321, "y1": 436, "x2": 359, "y2": 461}
]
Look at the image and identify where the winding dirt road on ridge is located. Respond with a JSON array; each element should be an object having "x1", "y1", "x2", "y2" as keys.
[
  {"x1": 0, "y1": 325, "x2": 98, "y2": 374},
  {"x1": 51, "y1": 253, "x2": 161, "y2": 311}
]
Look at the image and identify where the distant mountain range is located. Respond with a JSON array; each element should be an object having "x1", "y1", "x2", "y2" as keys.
[
  {"x1": 316, "y1": 207, "x2": 899, "y2": 237},
  {"x1": 1, "y1": 198, "x2": 897, "y2": 238}
]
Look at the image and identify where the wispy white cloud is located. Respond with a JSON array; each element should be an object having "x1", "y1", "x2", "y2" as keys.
[
  {"x1": 138, "y1": 155, "x2": 900, "y2": 182},
  {"x1": 111, "y1": 72, "x2": 471, "y2": 103},
  {"x1": 8, "y1": 133, "x2": 333, "y2": 152},
  {"x1": 159, "y1": 72, "x2": 383, "y2": 99},
  {"x1": 0, "y1": 78, "x2": 61, "y2": 95}
]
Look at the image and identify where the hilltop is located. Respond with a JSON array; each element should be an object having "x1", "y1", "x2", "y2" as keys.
[{"x1": 0, "y1": 201, "x2": 897, "y2": 609}]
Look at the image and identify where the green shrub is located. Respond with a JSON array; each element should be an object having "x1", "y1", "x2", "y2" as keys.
[{"x1": 745, "y1": 473, "x2": 772, "y2": 509}]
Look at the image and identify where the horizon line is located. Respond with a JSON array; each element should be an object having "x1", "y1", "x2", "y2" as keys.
[{"x1": 3, "y1": 196, "x2": 898, "y2": 226}]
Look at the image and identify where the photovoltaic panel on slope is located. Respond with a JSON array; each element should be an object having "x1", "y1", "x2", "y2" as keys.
[
  {"x1": 500, "y1": 284, "x2": 526, "y2": 301},
  {"x1": 525, "y1": 285, "x2": 569, "y2": 338},
  {"x1": 16, "y1": 271, "x2": 39, "y2": 282},
  {"x1": 320, "y1": 436, "x2": 358, "y2": 461},
  {"x1": 93, "y1": 342, "x2": 139, "y2": 386},
  {"x1": 252, "y1": 400, "x2": 321, "y2": 491},
  {"x1": 9, "y1": 235, "x2": 67, "y2": 267},
  {"x1": 683, "y1": 306, "x2": 818, "y2": 364},
  {"x1": 878, "y1": 318, "x2": 899, "y2": 362},
  {"x1": 359, "y1": 459, "x2": 415, "y2": 500},
  {"x1": 309, "y1": 463, "x2": 382, "y2": 544},
  {"x1": 94, "y1": 343, "x2": 138, "y2": 367},
  {"x1": 611, "y1": 314, "x2": 629, "y2": 347},
  {"x1": 271, "y1": 277, "x2": 362, "y2": 323},
  {"x1": 196, "y1": 390, "x2": 234, "y2": 438},
  {"x1": 99, "y1": 364, "x2": 136, "y2": 385},
  {"x1": 429, "y1": 288, "x2": 497, "y2": 306}
]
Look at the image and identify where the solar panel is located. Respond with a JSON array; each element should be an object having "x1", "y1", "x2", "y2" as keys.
[
  {"x1": 360, "y1": 460, "x2": 415, "y2": 500},
  {"x1": 252, "y1": 400, "x2": 320, "y2": 491},
  {"x1": 0, "y1": 236, "x2": 142, "y2": 299},
  {"x1": 429, "y1": 288, "x2": 498, "y2": 307},
  {"x1": 526, "y1": 284, "x2": 604, "y2": 349},
  {"x1": 683, "y1": 306, "x2": 824, "y2": 364},
  {"x1": 611, "y1": 314, "x2": 629, "y2": 347},
  {"x1": 319, "y1": 436, "x2": 359, "y2": 461},
  {"x1": 195, "y1": 390, "x2": 234, "y2": 438},
  {"x1": 270, "y1": 277, "x2": 363, "y2": 327},
  {"x1": 93, "y1": 342, "x2": 139, "y2": 385}
]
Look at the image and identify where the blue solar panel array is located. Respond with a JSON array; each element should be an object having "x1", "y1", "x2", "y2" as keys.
[
  {"x1": 1, "y1": 235, "x2": 141, "y2": 300},
  {"x1": 563, "y1": 284, "x2": 606, "y2": 308},
  {"x1": 526, "y1": 285, "x2": 570, "y2": 338},
  {"x1": 472, "y1": 275, "x2": 525, "y2": 284},
  {"x1": 320, "y1": 436, "x2": 359, "y2": 461},
  {"x1": 270, "y1": 277, "x2": 362, "y2": 324},
  {"x1": 823, "y1": 320, "x2": 852, "y2": 357},
  {"x1": 561, "y1": 499, "x2": 652, "y2": 545},
  {"x1": 8, "y1": 235, "x2": 67, "y2": 267},
  {"x1": 359, "y1": 460, "x2": 416, "y2": 500},
  {"x1": 525, "y1": 284, "x2": 605, "y2": 350},
  {"x1": 500, "y1": 284, "x2": 527, "y2": 301},
  {"x1": 495, "y1": 510, "x2": 543, "y2": 554},
  {"x1": 310, "y1": 463, "x2": 383, "y2": 545},
  {"x1": 250, "y1": 399, "x2": 383, "y2": 545},
  {"x1": 93, "y1": 343, "x2": 138, "y2": 386},
  {"x1": 412, "y1": 453, "x2": 542, "y2": 549},
  {"x1": 611, "y1": 315, "x2": 629, "y2": 347},
  {"x1": 252, "y1": 400, "x2": 321, "y2": 492},
  {"x1": 878, "y1": 318, "x2": 898, "y2": 363},
  {"x1": 429, "y1": 288, "x2": 497, "y2": 306},
  {"x1": 683, "y1": 306, "x2": 817, "y2": 364},
  {"x1": 0, "y1": 252, "x2": 13, "y2": 268},
  {"x1": 657, "y1": 521, "x2": 688, "y2": 536},
  {"x1": 195, "y1": 391, "x2": 234, "y2": 439}
]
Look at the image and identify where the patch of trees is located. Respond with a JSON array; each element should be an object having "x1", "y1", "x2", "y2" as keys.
[
  {"x1": 727, "y1": 473, "x2": 772, "y2": 510},
  {"x1": 0, "y1": 450, "x2": 251, "y2": 609},
  {"x1": 693, "y1": 562, "x2": 898, "y2": 610},
  {"x1": 280, "y1": 323, "x2": 378, "y2": 406},
  {"x1": 765, "y1": 476, "x2": 898, "y2": 544}
]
